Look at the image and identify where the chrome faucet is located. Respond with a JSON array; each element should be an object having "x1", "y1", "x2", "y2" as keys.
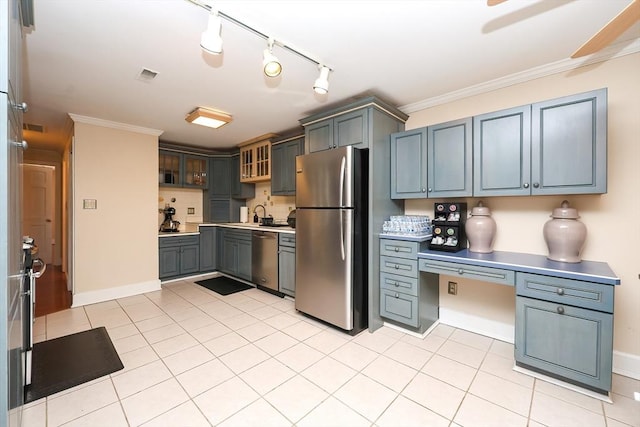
[{"x1": 253, "y1": 204, "x2": 266, "y2": 222}]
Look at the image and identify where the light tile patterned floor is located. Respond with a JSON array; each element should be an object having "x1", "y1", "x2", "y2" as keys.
[{"x1": 24, "y1": 276, "x2": 640, "y2": 427}]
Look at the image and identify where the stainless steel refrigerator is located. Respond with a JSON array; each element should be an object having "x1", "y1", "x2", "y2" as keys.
[{"x1": 295, "y1": 146, "x2": 367, "y2": 335}]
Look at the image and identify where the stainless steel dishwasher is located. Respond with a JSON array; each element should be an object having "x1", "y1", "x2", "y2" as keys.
[{"x1": 251, "y1": 230, "x2": 278, "y2": 291}]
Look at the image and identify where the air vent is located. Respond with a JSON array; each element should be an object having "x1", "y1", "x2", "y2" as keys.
[
  {"x1": 136, "y1": 68, "x2": 159, "y2": 81},
  {"x1": 23, "y1": 123, "x2": 45, "y2": 133}
]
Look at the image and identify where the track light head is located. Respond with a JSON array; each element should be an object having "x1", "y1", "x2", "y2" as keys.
[
  {"x1": 262, "y1": 39, "x2": 282, "y2": 77},
  {"x1": 313, "y1": 66, "x2": 331, "y2": 94},
  {"x1": 200, "y1": 11, "x2": 223, "y2": 55}
]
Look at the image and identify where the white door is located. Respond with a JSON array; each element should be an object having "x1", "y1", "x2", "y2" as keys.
[{"x1": 22, "y1": 164, "x2": 55, "y2": 264}]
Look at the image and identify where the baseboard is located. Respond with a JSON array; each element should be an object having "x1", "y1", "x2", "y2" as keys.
[
  {"x1": 71, "y1": 279, "x2": 161, "y2": 307},
  {"x1": 613, "y1": 350, "x2": 640, "y2": 380},
  {"x1": 439, "y1": 307, "x2": 515, "y2": 344}
]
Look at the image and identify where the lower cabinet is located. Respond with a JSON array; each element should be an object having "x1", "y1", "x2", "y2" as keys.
[
  {"x1": 515, "y1": 272, "x2": 614, "y2": 393},
  {"x1": 278, "y1": 233, "x2": 296, "y2": 297},
  {"x1": 159, "y1": 235, "x2": 200, "y2": 279},
  {"x1": 217, "y1": 228, "x2": 252, "y2": 281},
  {"x1": 199, "y1": 227, "x2": 216, "y2": 272}
]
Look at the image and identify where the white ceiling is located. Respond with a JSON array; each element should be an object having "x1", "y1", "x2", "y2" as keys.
[{"x1": 21, "y1": 0, "x2": 640, "y2": 152}]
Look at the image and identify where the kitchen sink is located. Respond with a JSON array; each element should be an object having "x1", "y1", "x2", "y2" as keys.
[{"x1": 259, "y1": 223, "x2": 290, "y2": 228}]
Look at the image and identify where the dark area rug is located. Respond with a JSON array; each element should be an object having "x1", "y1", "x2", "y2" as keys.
[
  {"x1": 195, "y1": 276, "x2": 253, "y2": 296},
  {"x1": 24, "y1": 327, "x2": 123, "y2": 404}
]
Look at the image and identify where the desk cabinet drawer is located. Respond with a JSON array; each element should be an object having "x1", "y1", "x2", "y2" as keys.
[
  {"x1": 380, "y1": 289, "x2": 419, "y2": 328},
  {"x1": 516, "y1": 273, "x2": 614, "y2": 313},
  {"x1": 380, "y1": 239, "x2": 419, "y2": 260},
  {"x1": 380, "y1": 272, "x2": 418, "y2": 296},
  {"x1": 419, "y1": 259, "x2": 514, "y2": 286},
  {"x1": 380, "y1": 256, "x2": 418, "y2": 278}
]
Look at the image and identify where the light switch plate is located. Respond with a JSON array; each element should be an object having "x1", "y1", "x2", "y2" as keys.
[{"x1": 83, "y1": 199, "x2": 97, "y2": 209}]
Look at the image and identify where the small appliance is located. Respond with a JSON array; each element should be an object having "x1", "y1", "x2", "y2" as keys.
[{"x1": 159, "y1": 205, "x2": 180, "y2": 232}]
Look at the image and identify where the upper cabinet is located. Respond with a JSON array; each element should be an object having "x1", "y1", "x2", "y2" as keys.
[
  {"x1": 391, "y1": 118, "x2": 472, "y2": 199},
  {"x1": 392, "y1": 88, "x2": 608, "y2": 199},
  {"x1": 271, "y1": 136, "x2": 304, "y2": 196},
  {"x1": 159, "y1": 150, "x2": 208, "y2": 189},
  {"x1": 238, "y1": 134, "x2": 275, "y2": 183}
]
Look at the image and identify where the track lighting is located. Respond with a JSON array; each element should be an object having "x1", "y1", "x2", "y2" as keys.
[
  {"x1": 262, "y1": 39, "x2": 282, "y2": 78},
  {"x1": 200, "y1": 10, "x2": 223, "y2": 54},
  {"x1": 313, "y1": 66, "x2": 331, "y2": 94}
]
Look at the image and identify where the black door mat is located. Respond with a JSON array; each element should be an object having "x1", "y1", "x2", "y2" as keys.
[
  {"x1": 24, "y1": 327, "x2": 123, "y2": 404},
  {"x1": 195, "y1": 276, "x2": 253, "y2": 296}
]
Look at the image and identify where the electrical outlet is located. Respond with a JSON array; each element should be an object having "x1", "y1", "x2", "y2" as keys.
[
  {"x1": 187, "y1": 207, "x2": 195, "y2": 215},
  {"x1": 448, "y1": 281, "x2": 457, "y2": 295}
]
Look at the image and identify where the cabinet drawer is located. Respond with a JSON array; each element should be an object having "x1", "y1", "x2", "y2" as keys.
[
  {"x1": 419, "y1": 259, "x2": 514, "y2": 286},
  {"x1": 380, "y1": 256, "x2": 418, "y2": 278},
  {"x1": 516, "y1": 273, "x2": 614, "y2": 313},
  {"x1": 223, "y1": 229, "x2": 251, "y2": 242},
  {"x1": 380, "y1": 272, "x2": 418, "y2": 296},
  {"x1": 516, "y1": 296, "x2": 612, "y2": 392},
  {"x1": 380, "y1": 289, "x2": 419, "y2": 328},
  {"x1": 279, "y1": 233, "x2": 296, "y2": 247},
  {"x1": 380, "y1": 239, "x2": 419, "y2": 260},
  {"x1": 159, "y1": 235, "x2": 199, "y2": 248}
]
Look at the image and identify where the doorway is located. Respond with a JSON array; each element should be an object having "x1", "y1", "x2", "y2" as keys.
[{"x1": 22, "y1": 163, "x2": 71, "y2": 316}]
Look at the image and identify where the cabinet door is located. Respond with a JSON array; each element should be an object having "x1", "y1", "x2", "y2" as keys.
[
  {"x1": 231, "y1": 155, "x2": 255, "y2": 199},
  {"x1": 270, "y1": 143, "x2": 286, "y2": 195},
  {"x1": 515, "y1": 296, "x2": 613, "y2": 393},
  {"x1": 279, "y1": 246, "x2": 296, "y2": 296},
  {"x1": 209, "y1": 199, "x2": 231, "y2": 223},
  {"x1": 221, "y1": 238, "x2": 238, "y2": 275},
  {"x1": 180, "y1": 245, "x2": 200, "y2": 275},
  {"x1": 237, "y1": 239, "x2": 252, "y2": 281},
  {"x1": 272, "y1": 138, "x2": 303, "y2": 196},
  {"x1": 199, "y1": 227, "x2": 216, "y2": 272},
  {"x1": 335, "y1": 109, "x2": 368, "y2": 149},
  {"x1": 306, "y1": 119, "x2": 333, "y2": 152},
  {"x1": 531, "y1": 89, "x2": 607, "y2": 195},
  {"x1": 159, "y1": 247, "x2": 180, "y2": 278},
  {"x1": 390, "y1": 128, "x2": 428, "y2": 199},
  {"x1": 473, "y1": 106, "x2": 532, "y2": 196},
  {"x1": 159, "y1": 150, "x2": 181, "y2": 187},
  {"x1": 427, "y1": 118, "x2": 472, "y2": 198},
  {"x1": 209, "y1": 157, "x2": 230, "y2": 198},
  {"x1": 183, "y1": 155, "x2": 208, "y2": 189}
]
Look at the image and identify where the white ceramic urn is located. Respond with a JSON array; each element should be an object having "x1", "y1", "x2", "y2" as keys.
[
  {"x1": 543, "y1": 200, "x2": 587, "y2": 263},
  {"x1": 465, "y1": 201, "x2": 497, "y2": 253}
]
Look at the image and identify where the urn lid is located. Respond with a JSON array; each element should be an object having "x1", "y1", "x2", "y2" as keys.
[
  {"x1": 471, "y1": 201, "x2": 491, "y2": 216},
  {"x1": 550, "y1": 200, "x2": 580, "y2": 219}
]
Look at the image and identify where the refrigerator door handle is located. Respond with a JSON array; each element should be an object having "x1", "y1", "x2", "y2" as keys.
[
  {"x1": 339, "y1": 209, "x2": 346, "y2": 261},
  {"x1": 339, "y1": 155, "x2": 346, "y2": 260}
]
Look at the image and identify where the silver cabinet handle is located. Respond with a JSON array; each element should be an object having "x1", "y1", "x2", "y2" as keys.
[
  {"x1": 557, "y1": 288, "x2": 565, "y2": 296},
  {"x1": 394, "y1": 247, "x2": 399, "y2": 252},
  {"x1": 13, "y1": 102, "x2": 28, "y2": 112},
  {"x1": 421, "y1": 188, "x2": 426, "y2": 192},
  {"x1": 394, "y1": 264, "x2": 399, "y2": 269},
  {"x1": 458, "y1": 269, "x2": 464, "y2": 275},
  {"x1": 533, "y1": 182, "x2": 540, "y2": 188},
  {"x1": 394, "y1": 282, "x2": 399, "y2": 287},
  {"x1": 523, "y1": 183, "x2": 529, "y2": 189},
  {"x1": 12, "y1": 140, "x2": 28, "y2": 150},
  {"x1": 394, "y1": 293, "x2": 399, "y2": 298},
  {"x1": 557, "y1": 306, "x2": 565, "y2": 315},
  {"x1": 428, "y1": 188, "x2": 432, "y2": 192}
]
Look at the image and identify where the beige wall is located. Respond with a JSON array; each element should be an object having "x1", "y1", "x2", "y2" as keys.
[
  {"x1": 247, "y1": 181, "x2": 296, "y2": 223},
  {"x1": 404, "y1": 53, "x2": 640, "y2": 364},
  {"x1": 72, "y1": 121, "x2": 159, "y2": 299},
  {"x1": 158, "y1": 187, "x2": 204, "y2": 229}
]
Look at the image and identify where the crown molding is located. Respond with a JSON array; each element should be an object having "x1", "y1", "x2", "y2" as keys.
[
  {"x1": 400, "y1": 38, "x2": 640, "y2": 114},
  {"x1": 68, "y1": 113, "x2": 164, "y2": 137}
]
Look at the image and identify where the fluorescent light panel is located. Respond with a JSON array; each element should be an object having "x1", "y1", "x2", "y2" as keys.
[{"x1": 186, "y1": 107, "x2": 232, "y2": 129}]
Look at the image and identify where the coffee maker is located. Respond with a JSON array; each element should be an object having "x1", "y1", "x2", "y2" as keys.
[{"x1": 159, "y1": 205, "x2": 180, "y2": 232}]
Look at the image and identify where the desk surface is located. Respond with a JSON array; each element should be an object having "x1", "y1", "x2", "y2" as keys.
[{"x1": 417, "y1": 249, "x2": 620, "y2": 286}]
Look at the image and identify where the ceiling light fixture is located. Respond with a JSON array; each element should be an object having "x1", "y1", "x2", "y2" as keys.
[
  {"x1": 200, "y1": 9, "x2": 223, "y2": 54},
  {"x1": 313, "y1": 66, "x2": 331, "y2": 94},
  {"x1": 189, "y1": 0, "x2": 332, "y2": 93},
  {"x1": 185, "y1": 107, "x2": 232, "y2": 129},
  {"x1": 262, "y1": 38, "x2": 282, "y2": 77}
]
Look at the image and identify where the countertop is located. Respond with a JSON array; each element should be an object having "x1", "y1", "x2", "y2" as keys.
[{"x1": 159, "y1": 222, "x2": 295, "y2": 237}]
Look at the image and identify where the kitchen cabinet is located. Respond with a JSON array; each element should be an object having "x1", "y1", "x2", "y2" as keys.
[
  {"x1": 390, "y1": 117, "x2": 472, "y2": 199},
  {"x1": 199, "y1": 227, "x2": 216, "y2": 272},
  {"x1": 474, "y1": 89, "x2": 607, "y2": 197},
  {"x1": 205, "y1": 156, "x2": 252, "y2": 223},
  {"x1": 515, "y1": 273, "x2": 613, "y2": 393},
  {"x1": 278, "y1": 233, "x2": 296, "y2": 297},
  {"x1": 271, "y1": 136, "x2": 304, "y2": 196},
  {"x1": 159, "y1": 235, "x2": 200, "y2": 279},
  {"x1": 231, "y1": 154, "x2": 255, "y2": 199},
  {"x1": 158, "y1": 150, "x2": 208, "y2": 189},
  {"x1": 378, "y1": 238, "x2": 438, "y2": 333},
  {"x1": 217, "y1": 228, "x2": 252, "y2": 281},
  {"x1": 208, "y1": 157, "x2": 231, "y2": 198},
  {"x1": 303, "y1": 109, "x2": 369, "y2": 153},
  {"x1": 239, "y1": 136, "x2": 274, "y2": 183}
]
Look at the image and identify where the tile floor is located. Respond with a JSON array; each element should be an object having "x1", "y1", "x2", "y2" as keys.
[{"x1": 23, "y1": 275, "x2": 640, "y2": 427}]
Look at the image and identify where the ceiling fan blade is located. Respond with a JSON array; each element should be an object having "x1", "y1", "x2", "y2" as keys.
[
  {"x1": 487, "y1": 0, "x2": 509, "y2": 5},
  {"x1": 572, "y1": 0, "x2": 640, "y2": 58}
]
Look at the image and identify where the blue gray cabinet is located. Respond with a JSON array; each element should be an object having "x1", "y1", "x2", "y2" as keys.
[
  {"x1": 231, "y1": 154, "x2": 255, "y2": 199},
  {"x1": 303, "y1": 108, "x2": 368, "y2": 153},
  {"x1": 159, "y1": 235, "x2": 200, "y2": 279},
  {"x1": 278, "y1": 233, "x2": 296, "y2": 297},
  {"x1": 159, "y1": 150, "x2": 208, "y2": 189},
  {"x1": 271, "y1": 137, "x2": 304, "y2": 196},
  {"x1": 199, "y1": 227, "x2": 217, "y2": 272},
  {"x1": 515, "y1": 272, "x2": 613, "y2": 393},
  {"x1": 218, "y1": 228, "x2": 252, "y2": 281},
  {"x1": 474, "y1": 89, "x2": 607, "y2": 197},
  {"x1": 205, "y1": 156, "x2": 253, "y2": 223},
  {"x1": 391, "y1": 117, "x2": 472, "y2": 199},
  {"x1": 209, "y1": 157, "x2": 231, "y2": 198}
]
